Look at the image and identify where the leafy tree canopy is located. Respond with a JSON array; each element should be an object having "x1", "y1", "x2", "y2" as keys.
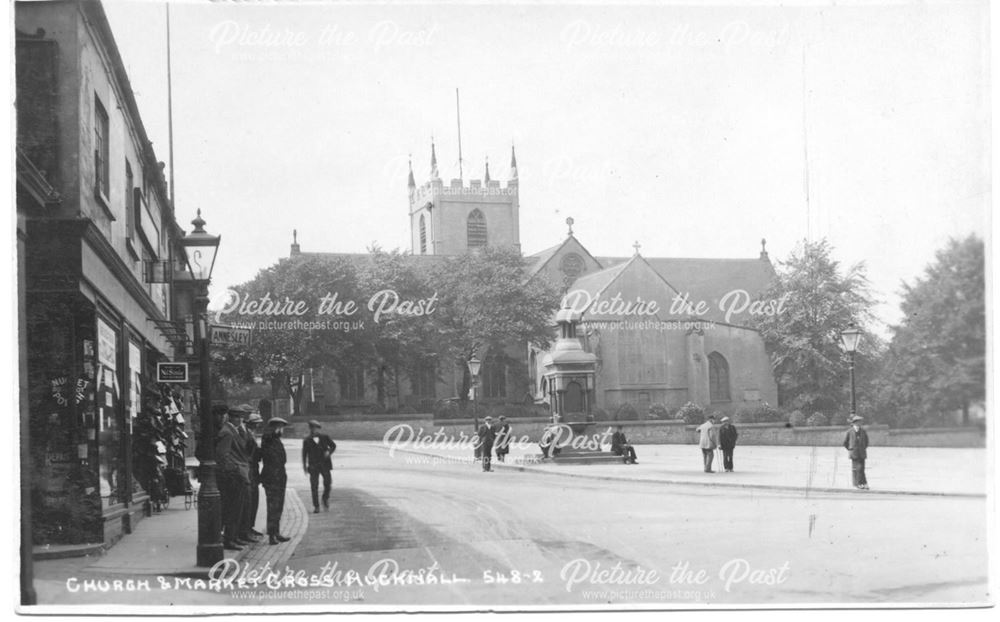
[
  {"x1": 753, "y1": 239, "x2": 881, "y2": 416},
  {"x1": 876, "y1": 235, "x2": 985, "y2": 426}
]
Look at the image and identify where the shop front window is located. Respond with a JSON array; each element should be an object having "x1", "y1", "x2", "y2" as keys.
[
  {"x1": 97, "y1": 318, "x2": 125, "y2": 508},
  {"x1": 27, "y1": 294, "x2": 102, "y2": 545}
]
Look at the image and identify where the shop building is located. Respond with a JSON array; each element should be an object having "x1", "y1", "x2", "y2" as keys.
[{"x1": 17, "y1": 0, "x2": 194, "y2": 548}]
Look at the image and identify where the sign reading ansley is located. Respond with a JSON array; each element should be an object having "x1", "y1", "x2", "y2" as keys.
[
  {"x1": 156, "y1": 362, "x2": 189, "y2": 383},
  {"x1": 210, "y1": 324, "x2": 252, "y2": 347}
]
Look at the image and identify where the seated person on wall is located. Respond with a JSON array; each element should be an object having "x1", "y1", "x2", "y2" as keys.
[{"x1": 610, "y1": 425, "x2": 638, "y2": 464}]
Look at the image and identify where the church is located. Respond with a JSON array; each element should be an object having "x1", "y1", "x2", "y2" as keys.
[{"x1": 290, "y1": 141, "x2": 778, "y2": 419}]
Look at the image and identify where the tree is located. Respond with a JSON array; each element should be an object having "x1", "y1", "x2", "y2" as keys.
[
  {"x1": 877, "y1": 235, "x2": 985, "y2": 426},
  {"x1": 354, "y1": 246, "x2": 443, "y2": 411},
  {"x1": 218, "y1": 255, "x2": 365, "y2": 416},
  {"x1": 752, "y1": 239, "x2": 880, "y2": 416},
  {"x1": 428, "y1": 246, "x2": 561, "y2": 404}
]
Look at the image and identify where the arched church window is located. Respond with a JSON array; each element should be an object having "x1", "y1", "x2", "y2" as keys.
[
  {"x1": 708, "y1": 352, "x2": 731, "y2": 403},
  {"x1": 419, "y1": 215, "x2": 427, "y2": 254},
  {"x1": 481, "y1": 353, "x2": 506, "y2": 399},
  {"x1": 467, "y1": 209, "x2": 487, "y2": 248}
]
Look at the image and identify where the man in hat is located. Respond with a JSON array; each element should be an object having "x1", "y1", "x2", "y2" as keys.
[
  {"x1": 696, "y1": 414, "x2": 718, "y2": 473},
  {"x1": 843, "y1": 415, "x2": 870, "y2": 489},
  {"x1": 216, "y1": 408, "x2": 252, "y2": 549},
  {"x1": 260, "y1": 417, "x2": 291, "y2": 545},
  {"x1": 718, "y1": 416, "x2": 739, "y2": 473},
  {"x1": 302, "y1": 420, "x2": 337, "y2": 513},
  {"x1": 241, "y1": 411, "x2": 264, "y2": 539},
  {"x1": 477, "y1": 416, "x2": 497, "y2": 472}
]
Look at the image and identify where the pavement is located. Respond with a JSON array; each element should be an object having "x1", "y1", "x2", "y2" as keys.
[
  {"x1": 381, "y1": 440, "x2": 988, "y2": 497},
  {"x1": 30, "y1": 478, "x2": 308, "y2": 607}
]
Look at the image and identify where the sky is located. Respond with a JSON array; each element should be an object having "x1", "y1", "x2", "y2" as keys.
[{"x1": 101, "y1": 0, "x2": 989, "y2": 334}]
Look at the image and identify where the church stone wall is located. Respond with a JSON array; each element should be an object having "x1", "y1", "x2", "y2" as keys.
[
  {"x1": 702, "y1": 324, "x2": 778, "y2": 414},
  {"x1": 594, "y1": 327, "x2": 691, "y2": 414}
]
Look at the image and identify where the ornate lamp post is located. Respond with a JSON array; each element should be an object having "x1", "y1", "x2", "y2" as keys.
[
  {"x1": 841, "y1": 323, "x2": 863, "y2": 417},
  {"x1": 467, "y1": 355, "x2": 481, "y2": 431},
  {"x1": 180, "y1": 210, "x2": 221, "y2": 567}
]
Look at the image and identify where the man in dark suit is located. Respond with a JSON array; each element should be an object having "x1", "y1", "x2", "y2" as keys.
[
  {"x1": 261, "y1": 417, "x2": 291, "y2": 545},
  {"x1": 843, "y1": 415, "x2": 870, "y2": 489},
  {"x1": 478, "y1": 416, "x2": 496, "y2": 472},
  {"x1": 302, "y1": 419, "x2": 336, "y2": 513},
  {"x1": 216, "y1": 408, "x2": 251, "y2": 550},
  {"x1": 718, "y1": 416, "x2": 739, "y2": 472}
]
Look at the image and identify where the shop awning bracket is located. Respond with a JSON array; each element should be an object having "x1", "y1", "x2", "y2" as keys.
[{"x1": 148, "y1": 318, "x2": 191, "y2": 349}]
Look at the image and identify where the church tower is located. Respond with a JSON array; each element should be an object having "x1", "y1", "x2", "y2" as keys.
[{"x1": 409, "y1": 141, "x2": 520, "y2": 255}]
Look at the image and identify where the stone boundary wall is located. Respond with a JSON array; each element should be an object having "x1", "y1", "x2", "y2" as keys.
[
  {"x1": 885, "y1": 427, "x2": 987, "y2": 448},
  {"x1": 280, "y1": 416, "x2": 985, "y2": 448}
]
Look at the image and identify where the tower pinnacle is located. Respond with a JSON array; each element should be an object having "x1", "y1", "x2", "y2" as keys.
[
  {"x1": 430, "y1": 138, "x2": 439, "y2": 180},
  {"x1": 509, "y1": 143, "x2": 518, "y2": 180}
]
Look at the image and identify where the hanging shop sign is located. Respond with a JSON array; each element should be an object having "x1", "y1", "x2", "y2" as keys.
[{"x1": 156, "y1": 362, "x2": 189, "y2": 383}]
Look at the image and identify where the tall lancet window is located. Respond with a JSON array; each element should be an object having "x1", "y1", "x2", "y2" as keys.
[
  {"x1": 419, "y1": 215, "x2": 427, "y2": 254},
  {"x1": 467, "y1": 209, "x2": 487, "y2": 249},
  {"x1": 708, "y1": 352, "x2": 731, "y2": 403}
]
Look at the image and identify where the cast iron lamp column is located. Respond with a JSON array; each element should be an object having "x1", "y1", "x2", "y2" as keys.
[
  {"x1": 467, "y1": 355, "x2": 481, "y2": 432},
  {"x1": 180, "y1": 210, "x2": 221, "y2": 567},
  {"x1": 841, "y1": 323, "x2": 863, "y2": 417}
]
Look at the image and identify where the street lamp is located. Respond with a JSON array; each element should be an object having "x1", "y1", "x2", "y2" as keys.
[
  {"x1": 841, "y1": 323, "x2": 863, "y2": 417},
  {"x1": 467, "y1": 355, "x2": 481, "y2": 432},
  {"x1": 180, "y1": 209, "x2": 221, "y2": 567}
]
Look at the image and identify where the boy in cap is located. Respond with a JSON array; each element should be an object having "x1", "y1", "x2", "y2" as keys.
[
  {"x1": 261, "y1": 417, "x2": 291, "y2": 544},
  {"x1": 843, "y1": 415, "x2": 870, "y2": 489},
  {"x1": 302, "y1": 420, "x2": 337, "y2": 512}
]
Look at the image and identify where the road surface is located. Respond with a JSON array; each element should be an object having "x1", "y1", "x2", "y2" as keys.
[{"x1": 262, "y1": 442, "x2": 989, "y2": 607}]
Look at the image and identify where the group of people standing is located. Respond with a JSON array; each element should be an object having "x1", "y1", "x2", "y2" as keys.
[
  {"x1": 476, "y1": 415, "x2": 512, "y2": 472},
  {"x1": 215, "y1": 405, "x2": 291, "y2": 549},
  {"x1": 693, "y1": 412, "x2": 871, "y2": 489},
  {"x1": 215, "y1": 411, "x2": 343, "y2": 548},
  {"x1": 695, "y1": 415, "x2": 740, "y2": 473}
]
